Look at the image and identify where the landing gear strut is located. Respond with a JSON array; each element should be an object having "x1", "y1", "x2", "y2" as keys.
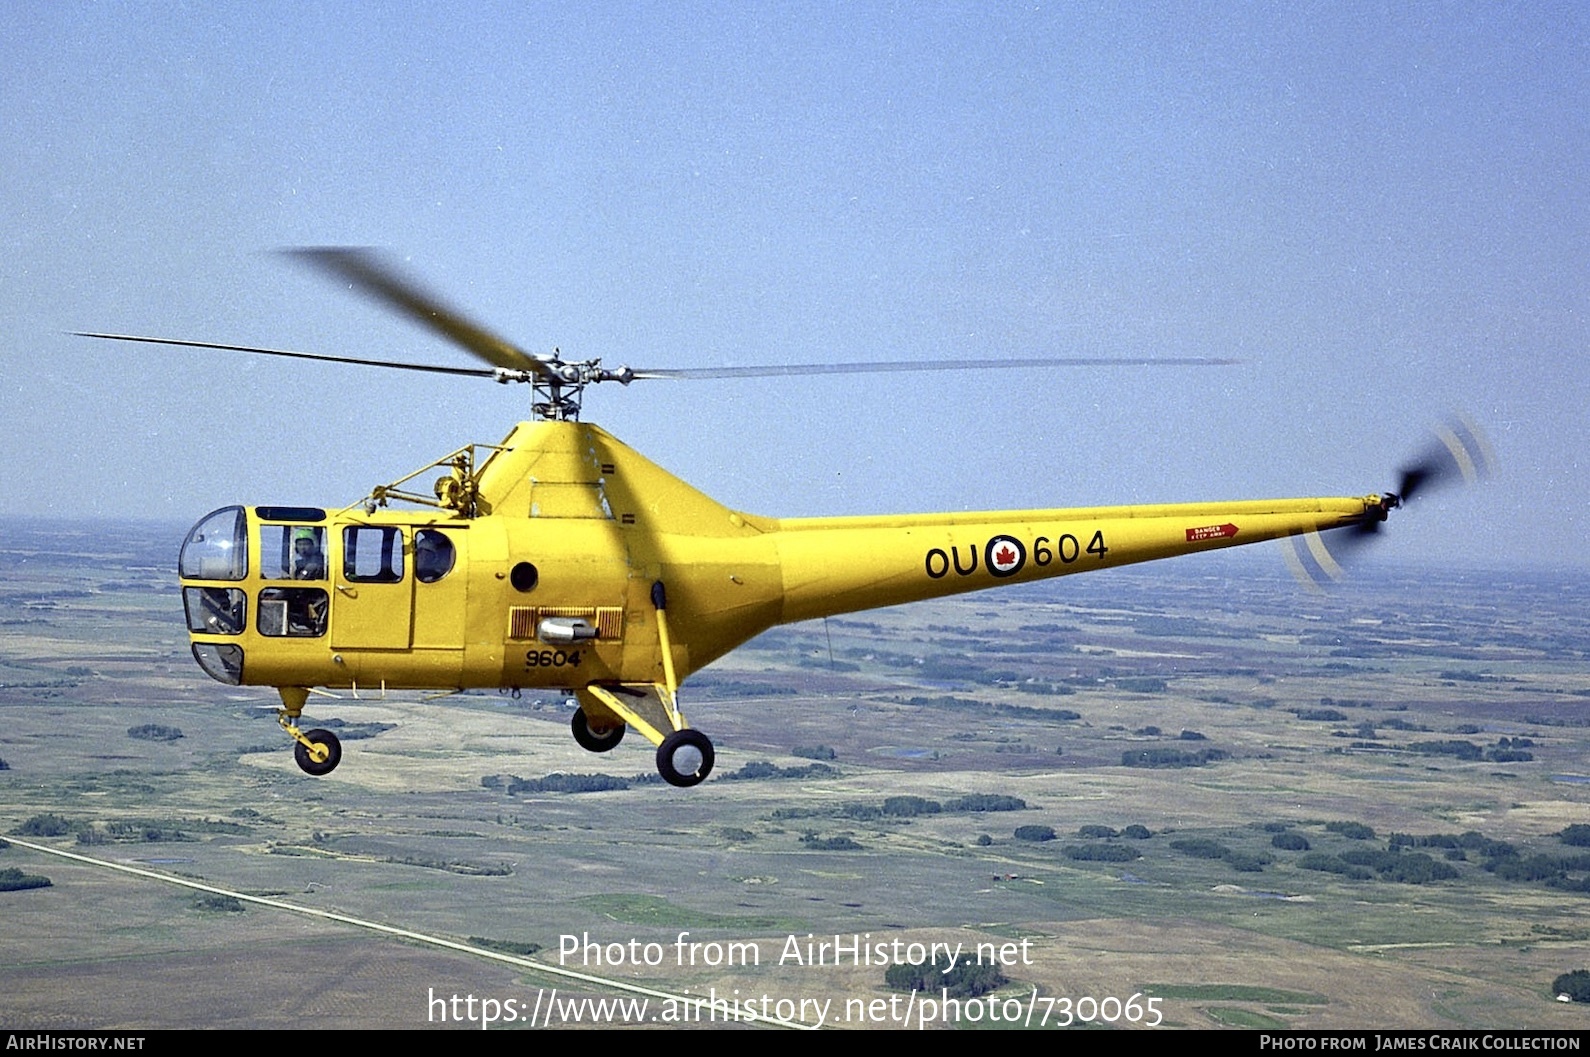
[{"x1": 578, "y1": 681, "x2": 715, "y2": 788}]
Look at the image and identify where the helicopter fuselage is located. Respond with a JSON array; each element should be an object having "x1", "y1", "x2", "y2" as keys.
[
  {"x1": 176, "y1": 419, "x2": 1388, "y2": 784},
  {"x1": 181, "y1": 418, "x2": 1386, "y2": 695}
]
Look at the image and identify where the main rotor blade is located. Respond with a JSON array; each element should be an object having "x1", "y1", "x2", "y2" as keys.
[
  {"x1": 285, "y1": 247, "x2": 548, "y2": 376},
  {"x1": 628, "y1": 355, "x2": 1240, "y2": 380},
  {"x1": 73, "y1": 332, "x2": 500, "y2": 379},
  {"x1": 80, "y1": 331, "x2": 1242, "y2": 390}
]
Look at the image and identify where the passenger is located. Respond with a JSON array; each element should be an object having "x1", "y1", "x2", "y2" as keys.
[{"x1": 414, "y1": 529, "x2": 453, "y2": 583}]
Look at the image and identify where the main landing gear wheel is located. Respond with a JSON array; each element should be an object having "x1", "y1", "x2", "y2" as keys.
[
  {"x1": 294, "y1": 728, "x2": 342, "y2": 776},
  {"x1": 571, "y1": 708, "x2": 625, "y2": 753},
  {"x1": 656, "y1": 729, "x2": 714, "y2": 788}
]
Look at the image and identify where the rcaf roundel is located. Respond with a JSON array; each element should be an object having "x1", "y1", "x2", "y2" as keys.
[{"x1": 985, "y1": 535, "x2": 1026, "y2": 578}]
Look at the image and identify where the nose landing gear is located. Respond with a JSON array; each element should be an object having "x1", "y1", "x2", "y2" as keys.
[
  {"x1": 275, "y1": 686, "x2": 343, "y2": 776},
  {"x1": 293, "y1": 728, "x2": 342, "y2": 776}
]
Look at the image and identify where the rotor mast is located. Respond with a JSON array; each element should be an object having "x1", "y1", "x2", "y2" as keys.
[{"x1": 492, "y1": 357, "x2": 635, "y2": 421}]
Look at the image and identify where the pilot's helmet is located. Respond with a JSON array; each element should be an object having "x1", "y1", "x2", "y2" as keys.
[{"x1": 293, "y1": 528, "x2": 318, "y2": 548}]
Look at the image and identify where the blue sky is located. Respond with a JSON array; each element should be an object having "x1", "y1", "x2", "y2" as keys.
[{"x1": 3, "y1": 2, "x2": 1585, "y2": 570}]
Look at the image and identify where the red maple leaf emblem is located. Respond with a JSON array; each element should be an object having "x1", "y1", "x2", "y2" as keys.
[{"x1": 995, "y1": 544, "x2": 1016, "y2": 566}]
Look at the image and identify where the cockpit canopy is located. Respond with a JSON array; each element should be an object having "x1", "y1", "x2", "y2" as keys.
[
  {"x1": 179, "y1": 506, "x2": 248, "y2": 581},
  {"x1": 178, "y1": 505, "x2": 460, "y2": 687}
]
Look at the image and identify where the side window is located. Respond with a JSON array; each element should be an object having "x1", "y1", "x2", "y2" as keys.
[
  {"x1": 344, "y1": 526, "x2": 405, "y2": 583},
  {"x1": 184, "y1": 587, "x2": 246, "y2": 635},
  {"x1": 261, "y1": 525, "x2": 327, "y2": 581},
  {"x1": 257, "y1": 587, "x2": 327, "y2": 637},
  {"x1": 414, "y1": 529, "x2": 456, "y2": 584}
]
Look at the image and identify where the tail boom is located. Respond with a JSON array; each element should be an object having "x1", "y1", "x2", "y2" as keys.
[{"x1": 772, "y1": 495, "x2": 1385, "y2": 623}]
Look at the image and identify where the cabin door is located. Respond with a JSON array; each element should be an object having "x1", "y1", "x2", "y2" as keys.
[{"x1": 332, "y1": 525, "x2": 414, "y2": 649}]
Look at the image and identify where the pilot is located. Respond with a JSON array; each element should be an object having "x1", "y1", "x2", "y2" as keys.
[{"x1": 291, "y1": 528, "x2": 326, "y2": 580}]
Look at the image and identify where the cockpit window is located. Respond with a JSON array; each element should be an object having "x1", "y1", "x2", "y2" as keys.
[
  {"x1": 180, "y1": 507, "x2": 247, "y2": 581},
  {"x1": 192, "y1": 643, "x2": 243, "y2": 685},
  {"x1": 258, "y1": 587, "x2": 327, "y2": 637},
  {"x1": 261, "y1": 525, "x2": 327, "y2": 581},
  {"x1": 414, "y1": 529, "x2": 455, "y2": 583},
  {"x1": 184, "y1": 587, "x2": 246, "y2": 635},
  {"x1": 344, "y1": 526, "x2": 404, "y2": 583}
]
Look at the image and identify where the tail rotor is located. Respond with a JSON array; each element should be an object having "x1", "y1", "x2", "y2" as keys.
[{"x1": 1284, "y1": 413, "x2": 1494, "y2": 590}]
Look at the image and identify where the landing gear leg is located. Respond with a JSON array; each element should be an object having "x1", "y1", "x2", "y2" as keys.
[
  {"x1": 579, "y1": 683, "x2": 716, "y2": 788},
  {"x1": 275, "y1": 686, "x2": 342, "y2": 777}
]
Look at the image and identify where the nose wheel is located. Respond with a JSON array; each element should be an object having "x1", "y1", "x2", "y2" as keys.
[
  {"x1": 292, "y1": 728, "x2": 342, "y2": 776},
  {"x1": 656, "y1": 729, "x2": 714, "y2": 787},
  {"x1": 275, "y1": 698, "x2": 342, "y2": 777}
]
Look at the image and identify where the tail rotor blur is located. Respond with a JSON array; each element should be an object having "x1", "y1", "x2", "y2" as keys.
[{"x1": 1284, "y1": 414, "x2": 1494, "y2": 590}]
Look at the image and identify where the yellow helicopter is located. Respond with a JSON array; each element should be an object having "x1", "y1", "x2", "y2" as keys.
[{"x1": 80, "y1": 249, "x2": 1490, "y2": 788}]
